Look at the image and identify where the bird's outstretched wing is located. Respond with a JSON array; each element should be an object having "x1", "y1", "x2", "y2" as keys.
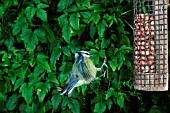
[{"x1": 77, "y1": 55, "x2": 93, "y2": 81}]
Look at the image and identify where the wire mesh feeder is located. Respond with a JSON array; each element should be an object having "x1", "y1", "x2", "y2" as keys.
[{"x1": 133, "y1": 0, "x2": 169, "y2": 91}]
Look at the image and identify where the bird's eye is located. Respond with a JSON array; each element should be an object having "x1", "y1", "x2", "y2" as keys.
[{"x1": 84, "y1": 52, "x2": 90, "y2": 55}]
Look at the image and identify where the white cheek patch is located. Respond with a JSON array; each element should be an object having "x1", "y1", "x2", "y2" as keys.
[{"x1": 75, "y1": 53, "x2": 79, "y2": 58}]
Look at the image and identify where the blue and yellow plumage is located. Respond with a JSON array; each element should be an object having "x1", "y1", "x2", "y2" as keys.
[{"x1": 60, "y1": 50, "x2": 108, "y2": 97}]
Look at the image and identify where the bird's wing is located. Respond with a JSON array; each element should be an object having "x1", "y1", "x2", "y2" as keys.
[
  {"x1": 66, "y1": 71, "x2": 76, "y2": 84},
  {"x1": 78, "y1": 56, "x2": 93, "y2": 81}
]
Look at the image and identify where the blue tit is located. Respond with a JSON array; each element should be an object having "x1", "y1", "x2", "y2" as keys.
[{"x1": 60, "y1": 50, "x2": 108, "y2": 97}]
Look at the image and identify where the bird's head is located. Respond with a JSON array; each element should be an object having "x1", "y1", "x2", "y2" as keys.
[{"x1": 75, "y1": 51, "x2": 91, "y2": 58}]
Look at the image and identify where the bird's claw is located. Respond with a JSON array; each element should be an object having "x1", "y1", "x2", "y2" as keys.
[{"x1": 103, "y1": 59, "x2": 108, "y2": 68}]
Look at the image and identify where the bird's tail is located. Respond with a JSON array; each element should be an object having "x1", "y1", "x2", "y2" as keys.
[{"x1": 60, "y1": 79, "x2": 79, "y2": 97}]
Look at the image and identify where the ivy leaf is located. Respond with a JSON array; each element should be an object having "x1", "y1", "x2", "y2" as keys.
[
  {"x1": 58, "y1": 14, "x2": 68, "y2": 27},
  {"x1": 91, "y1": 13, "x2": 100, "y2": 24},
  {"x1": 33, "y1": 0, "x2": 40, "y2": 4},
  {"x1": 62, "y1": 46, "x2": 71, "y2": 57},
  {"x1": 47, "y1": 73, "x2": 59, "y2": 84},
  {"x1": 80, "y1": 11, "x2": 91, "y2": 19},
  {"x1": 36, "y1": 8, "x2": 47, "y2": 22},
  {"x1": 109, "y1": 59, "x2": 117, "y2": 71},
  {"x1": 50, "y1": 46, "x2": 61, "y2": 70},
  {"x1": 25, "y1": 106, "x2": 34, "y2": 113},
  {"x1": 97, "y1": 19, "x2": 107, "y2": 37},
  {"x1": 122, "y1": 34, "x2": 130, "y2": 46},
  {"x1": 75, "y1": 0, "x2": 90, "y2": 7},
  {"x1": 20, "y1": 29, "x2": 39, "y2": 51},
  {"x1": 25, "y1": 6, "x2": 36, "y2": 22},
  {"x1": 62, "y1": 21, "x2": 71, "y2": 43},
  {"x1": 90, "y1": 22, "x2": 96, "y2": 39},
  {"x1": 6, "y1": 94, "x2": 18, "y2": 111},
  {"x1": 68, "y1": 99, "x2": 80, "y2": 113},
  {"x1": 117, "y1": 93, "x2": 125, "y2": 108},
  {"x1": 57, "y1": 0, "x2": 73, "y2": 12},
  {"x1": 36, "y1": 53, "x2": 51, "y2": 72},
  {"x1": 37, "y1": 3, "x2": 49, "y2": 9},
  {"x1": 106, "y1": 99, "x2": 112, "y2": 110},
  {"x1": 42, "y1": 23, "x2": 56, "y2": 43},
  {"x1": 99, "y1": 50, "x2": 106, "y2": 58},
  {"x1": 67, "y1": 5, "x2": 77, "y2": 12},
  {"x1": 36, "y1": 82, "x2": 50, "y2": 102},
  {"x1": 81, "y1": 85, "x2": 87, "y2": 95},
  {"x1": 19, "y1": 83, "x2": 34, "y2": 104},
  {"x1": 12, "y1": 17, "x2": 28, "y2": 35},
  {"x1": 111, "y1": 34, "x2": 117, "y2": 42},
  {"x1": 69, "y1": 12, "x2": 79, "y2": 30},
  {"x1": 90, "y1": 4, "x2": 106, "y2": 12},
  {"x1": 51, "y1": 94, "x2": 62, "y2": 111},
  {"x1": 0, "y1": 6, "x2": 5, "y2": 17},
  {"x1": 106, "y1": 88, "x2": 114, "y2": 99},
  {"x1": 117, "y1": 52, "x2": 125, "y2": 70},
  {"x1": 34, "y1": 28, "x2": 47, "y2": 43},
  {"x1": 14, "y1": 78, "x2": 24, "y2": 91},
  {"x1": 101, "y1": 38, "x2": 110, "y2": 49},
  {"x1": 94, "y1": 102, "x2": 106, "y2": 113}
]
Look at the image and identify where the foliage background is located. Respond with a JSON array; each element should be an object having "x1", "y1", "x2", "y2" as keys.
[{"x1": 0, "y1": 0, "x2": 170, "y2": 113}]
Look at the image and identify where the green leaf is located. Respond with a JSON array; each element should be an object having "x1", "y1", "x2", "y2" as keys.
[
  {"x1": 85, "y1": 41, "x2": 94, "y2": 47},
  {"x1": 33, "y1": 0, "x2": 40, "y2": 4},
  {"x1": 106, "y1": 99, "x2": 112, "y2": 110},
  {"x1": 34, "y1": 28, "x2": 47, "y2": 43},
  {"x1": 57, "y1": 0, "x2": 73, "y2": 12},
  {"x1": 25, "y1": 106, "x2": 34, "y2": 113},
  {"x1": 47, "y1": 73, "x2": 59, "y2": 84},
  {"x1": 101, "y1": 38, "x2": 110, "y2": 49},
  {"x1": 6, "y1": 94, "x2": 18, "y2": 111},
  {"x1": 0, "y1": 6, "x2": 5, "y2": 18},
  {"x1": 36, "y1": 53, "x2": 51, "y2": 72},
  {"x1": 99, "y1": 50, "x2": 106, "y2": 58},
  {"x1": 70, "y1": 24, "x2": 86, "y2": 36},
  {"x1": 81, "y1": 85, "x2": 87, "y2": 95},
  {"x1": 97, "y1": 19, "x2": 107, "y2": 37},
  {"x1": 67, "y1": 5, "x2": 77, "y2": 12},
  {"x1": 36, "y1": 82, "x2": 50, "y2": 102},
  {"x1": 90, "y1": 4, "x2": 106, "y2": 12},
  {"x1": 20, "y1": 29, "x2": 39, "y2": 51},
  {"x1": 117, "y1": 52, "x2": 125, "y2": 70},
  {"x1": 36, "y1": 8, "x2": 47, "y2": 22},
  {"x1": 19, "y1": 83, "x2": 34, "y2": 104},
  {"x1": 117, "y1": 93, "x2": 125, "y2": 108},
  {"x1": 109, "y1": 59, "x2": 117, "y2": 71},
  {"x1": 94, "y1": 102, "x2": 106, "y2": 113},
  {"x1": 51, "y1": 94, "x2": 62, "y2": 111},
  {"x1": 90, "y1": 22, "x2": 96, "y2": 38},
  {"x1": 122, "y1": 34, "x2": 130, "y2": 46},
  {"x1": 58, "y1": 14, "x2": 68, "y2": 27},
  {"x1": 37, "y1": 3, "x2": 49, "y2": 9},
  {"x1": 111, "y1": 34, "x2": 117, "y2": 41},
  {"x1": 80, "y1": 11, "x2": 91, "y2": 19},
  {"x1": 50, "y1": 46, "x2": 61, "y2": 70},
  {"x1": 12, "y1": 17, "x2": 28, "y2": 35},
  {"x1": 62, "y1": 21, "x2": 71, "y2": 43},
  {"x1": 62, "y1": 46, "x2": 71, "y2": 57},
  {"x1": 69, "y1": 12, "x2": 79, "y2": 30},
  {"x1": 14, "y1": 78, "x2": 24, "y2": 91},
  {"x1": 25, "y1": 6, "x2": 36, "y2": 22},
  {"x1": 42, "y1": 23, "x2": 56, "y2": 43},
  {"x1": 75, "y1": 0, "x2": 90, "y2": 7},
  {"x1": 68, "y1": 99, "x2": 80, "y2": 113},
  {"x1": 91, "y1": 13, "x2": 100, "y2": 24},
  {"x1": 106, "y1": 88, "x2": 114, "y2": 99}
]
